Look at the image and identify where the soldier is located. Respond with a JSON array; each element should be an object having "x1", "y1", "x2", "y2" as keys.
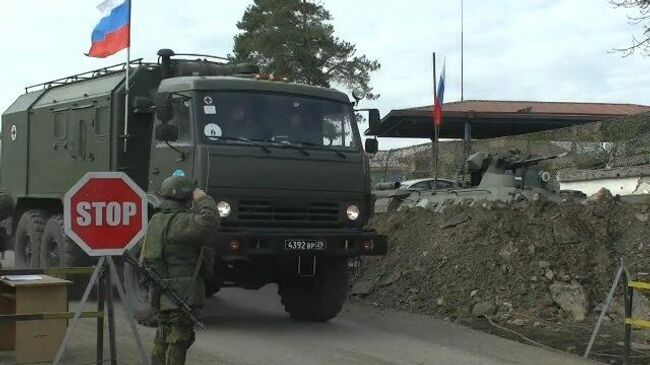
[{"x1": 141, "y1": 174, "x2": 218, "y2": 365}]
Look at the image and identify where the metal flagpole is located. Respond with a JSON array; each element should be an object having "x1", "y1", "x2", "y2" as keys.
[
  {"x1": 460, "y1": 0, "x2": 464, "y2": 101},
  {"x1": 123, "y1": 0, "x2": 132, "y2": 153},
  {"x1": 432, "y1": 52, "x2": 439, "y2": 189}
]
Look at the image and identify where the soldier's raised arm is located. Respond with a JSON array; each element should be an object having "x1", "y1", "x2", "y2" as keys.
[{"x1": 189, "y1": 188, "x2": 219, "y2": 236}]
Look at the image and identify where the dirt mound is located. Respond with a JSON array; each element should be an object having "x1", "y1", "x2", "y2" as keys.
[{"x1": 352, "y1": 195, "x2": 650, "y2": 359}]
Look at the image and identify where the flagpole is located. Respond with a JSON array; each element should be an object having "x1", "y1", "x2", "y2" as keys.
[
  {"x1": 432, "y1": 52, "x2": 439, "y2": 189},
  {"x1": 123, "y1": 0, "x2": 132, "y2": 153},
  {"x1": 460, "y1": 0, "x2": 464, "y2": 101}
]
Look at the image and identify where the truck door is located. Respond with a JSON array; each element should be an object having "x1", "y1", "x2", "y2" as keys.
[{"x1": 148, "y1": 98, "x2": 195, "y2": 192}]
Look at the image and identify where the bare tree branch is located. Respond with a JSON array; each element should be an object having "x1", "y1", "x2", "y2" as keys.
[{"x1": 611, "y1": 0, "x2": 650, "y2": 55}]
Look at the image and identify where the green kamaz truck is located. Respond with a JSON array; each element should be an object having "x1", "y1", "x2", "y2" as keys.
[{"x1": 0, "y1": 49, "x2": 387, "y2": 322}]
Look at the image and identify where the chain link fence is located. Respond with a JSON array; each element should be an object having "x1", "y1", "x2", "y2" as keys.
[{"x1": 370, "y1": 112, "x2": 650, "y2": 187}]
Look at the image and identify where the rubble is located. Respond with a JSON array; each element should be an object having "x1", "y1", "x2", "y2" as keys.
[
  {"x1": 441, "y1": 212, "x2": 470, "y2": 229},
  {"x1": 351, "y1": 280, "x2": 376, "y2": 297},
  {"x1": 379, "y1": 271, "x2": 402, "y2": 287},
  {"x1": 544, "y1": 270, "x2": 555, "y2": 281},
  {"x1": 472, "y1": 301, "x2": 496, "y2": 318},
  {"x1": 549, "y1": 280, "x2": 589, "y2": 321},
  {"x1": 350, "y1": 193, "x2": 650, "y2": 362},
  {"x1": 352, "y1": 195, "x2": 650, "y2": 328},
  {"x1": 507, "y1": 318, "x2": 527, "y2": 326}
]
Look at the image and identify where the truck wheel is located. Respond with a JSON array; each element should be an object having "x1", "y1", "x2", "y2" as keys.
[
  {"x1": 279, "y1": 258, "x2": 349, "y2": 322},
  {"x1": 123, "y1": 253, "x2": 157, "y2": 326},
  {"x1": 40, "y1": 215, "x2": 90, "y2": 296},
  {"x1": 0, "y1": 187, "x2": 13, "y2": 222},
  {"x1": 41, "y1": 215, "x2": 88, "y2": 269},
  {"x1": 14, "y1": 210, "x2": 48, "y2": 268}
]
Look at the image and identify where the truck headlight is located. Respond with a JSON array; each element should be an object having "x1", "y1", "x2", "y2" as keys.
[
  {"x1": 346, "y1": 205, "x2": 360, "y2": 221},
  {"x1": 217, "y1": 201, "x2": 231, "y2": 218}
]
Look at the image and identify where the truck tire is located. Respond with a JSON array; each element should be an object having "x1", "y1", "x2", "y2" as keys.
[
  {"x1": 123, "y1": 251, "x2": 157, "y2": 326},
  {"x1": 14, "y1": 210, "x2": 48, "y2": 268},
  {"x1": 0, "y1": 187, "x2": 13, "y2": 222},
  {"x1": 279, "y1": 258, "x2": 349, "y2": 322},
  {"x1": 41, "y1": 215, "x2": 88, "y2": 269},
  {"x1": 40, "y1": 215, "x2": 90, "y2": 296}
]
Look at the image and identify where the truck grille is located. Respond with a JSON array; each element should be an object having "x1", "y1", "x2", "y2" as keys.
[{"x1": 238, "y1": 200, "x2": 339, "y2": 223}]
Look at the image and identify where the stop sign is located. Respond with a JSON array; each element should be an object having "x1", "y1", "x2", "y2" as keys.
[{"x1": 64, "y1": 172, "x2": 148, "y2": 256}]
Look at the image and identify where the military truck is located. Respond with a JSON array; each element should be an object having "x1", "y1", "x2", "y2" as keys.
[{"x1": 0, "y1": 49, "x2": 387, "y2": 322}]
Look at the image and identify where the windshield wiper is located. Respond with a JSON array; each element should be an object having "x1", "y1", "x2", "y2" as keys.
[
  {"x1": 276, "y1": 141, "x2": 310, "y2": 156},
  {"x1": 293, "y1": 141, "x2": 347, "y2": 159},
  {"x1": 212, "y1": 136, "x2": 271, "y2": 154}
]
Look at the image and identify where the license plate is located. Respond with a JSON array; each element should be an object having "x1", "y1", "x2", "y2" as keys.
[{"x1": 285, "y1": 239, "x2": 327, "y2": 251}]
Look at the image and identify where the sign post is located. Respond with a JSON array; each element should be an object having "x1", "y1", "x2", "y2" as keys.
[{"x1": 54, "y1": 172, "x2": 149, "y2": 365}]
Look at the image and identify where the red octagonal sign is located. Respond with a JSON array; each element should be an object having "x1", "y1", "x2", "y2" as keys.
[{"x1": 64, "y1": 172, "x2": 148, "y2": 256}]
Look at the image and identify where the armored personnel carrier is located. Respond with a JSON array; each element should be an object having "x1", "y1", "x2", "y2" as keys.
[
  {"x1": 0, "y1": 49, "x2": 387, "y2": 322},
  {"x1": 375, "y1": 150, "x2": 585, "y2": 213}
]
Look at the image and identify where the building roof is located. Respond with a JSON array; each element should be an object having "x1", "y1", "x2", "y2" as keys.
[
  {"x1": 367, "y1": 100, "x2": 650, "y2": 139},
  {"x1": 409, "y1": 100, "x2": 650, "y2": 115}
]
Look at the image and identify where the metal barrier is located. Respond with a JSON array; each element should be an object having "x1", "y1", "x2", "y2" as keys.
[{"x1": 624, "y1": 279, "x2": 650, "y2": 364}]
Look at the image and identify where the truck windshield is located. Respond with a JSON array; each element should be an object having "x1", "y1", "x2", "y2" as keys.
[{"x1": 197, "y1": 92, "x2": 360, "y2": 150}]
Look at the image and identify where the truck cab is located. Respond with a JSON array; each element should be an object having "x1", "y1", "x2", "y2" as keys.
[{"x1": 138, "y1": 75, "x2": 387, "y2": 321}]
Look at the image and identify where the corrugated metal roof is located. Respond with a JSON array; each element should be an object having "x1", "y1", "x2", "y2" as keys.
[
  {"x1": 2, "y1": 89, "x2": 46, "y2": 115},
  {"x1": 368, "y1": 100, "x2": 650, "y2": 139},
  {"x1": 32, "y1": 72, "x2": 125, "y2": 108},
  {"x1": 407, "y1": 100, "x2": 650, "y2": 116},
  {"x1": 604, "y1": 110, "x2": 650, "y2": 124}
]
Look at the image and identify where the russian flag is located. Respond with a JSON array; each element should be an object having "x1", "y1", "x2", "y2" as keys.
[
  {"x1": 87, "y1": 0, "x2": 131, "y2": 58},
  {"x1": 433, "y1": 61, "x2": 446, "y2": 127}
]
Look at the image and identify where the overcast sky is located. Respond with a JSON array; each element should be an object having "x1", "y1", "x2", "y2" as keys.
[{"x1": 1, "y1": 0, "x2": 648, "y2": 149}]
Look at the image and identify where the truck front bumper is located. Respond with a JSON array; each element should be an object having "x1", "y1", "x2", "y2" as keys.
[{"x1": 214, "y1": 228, "x2": 388, "y2": 257}]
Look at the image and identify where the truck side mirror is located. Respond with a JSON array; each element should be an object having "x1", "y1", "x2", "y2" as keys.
[
  {"x1": 365, "y1": 138, "x2": 378, "y2": 154},
  {"x1": 155, "y1": 92, "x2": 173, "y2": 122},
  {"x1": 155, "y1": 123, "x2": 179, "y2": 142},
  {"x1": 368, "y1": 109, "x2": 380, "y2": 130}
]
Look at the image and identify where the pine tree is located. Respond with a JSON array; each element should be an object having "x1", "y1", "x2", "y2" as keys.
[{"x1": 233, "y1": 0, "x2": 381, "y2": 98}]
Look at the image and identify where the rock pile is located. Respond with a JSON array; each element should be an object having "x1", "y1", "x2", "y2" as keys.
[{"x1": 352, "y1": 192, "x2": 650, "y2": 327}]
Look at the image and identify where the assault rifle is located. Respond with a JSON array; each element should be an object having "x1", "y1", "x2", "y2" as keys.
[{"x1": 122, "y1": 254, "x2": 206, "y2": 329}]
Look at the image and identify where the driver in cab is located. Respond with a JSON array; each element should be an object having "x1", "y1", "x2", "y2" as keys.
[
  {"x1": 287, "y1": 106, "x2": 319, "y2": 145},
  {"x1": 227, "y1": 104, "x2": 265, "y2": 141}
]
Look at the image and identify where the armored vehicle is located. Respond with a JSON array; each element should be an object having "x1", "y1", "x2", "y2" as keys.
[
  {"x1": 0, "y1": 49, "x2": 387, "y2": 322},
  {"x1": 375, "y1": 150, "x2": 584, "y2": 213}
]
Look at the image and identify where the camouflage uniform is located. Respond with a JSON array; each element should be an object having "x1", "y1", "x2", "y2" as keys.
[{"x1": 143, "y1": 176, "x2": 218, "y2": 365}]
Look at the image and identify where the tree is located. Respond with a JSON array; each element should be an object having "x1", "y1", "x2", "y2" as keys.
[
  {"x1": 611, "y1": 0, "x2": 650, "y2": 55},
  {"x1": 233, "y1": 0, "x2": 381, "y2": 98}
]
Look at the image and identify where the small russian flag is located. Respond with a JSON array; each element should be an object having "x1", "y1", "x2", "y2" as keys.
[
  {"x1": 87, "y1": 0, "x2": 131, "y2": 58},
  {"x1": 433, "y1": 61, "x2": 446, "y2": 127}
]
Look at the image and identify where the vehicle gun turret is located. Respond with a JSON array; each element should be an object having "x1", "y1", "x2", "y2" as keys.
[{"x1": 464, "y1": 150, "x2": 568, "y2": 190}]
